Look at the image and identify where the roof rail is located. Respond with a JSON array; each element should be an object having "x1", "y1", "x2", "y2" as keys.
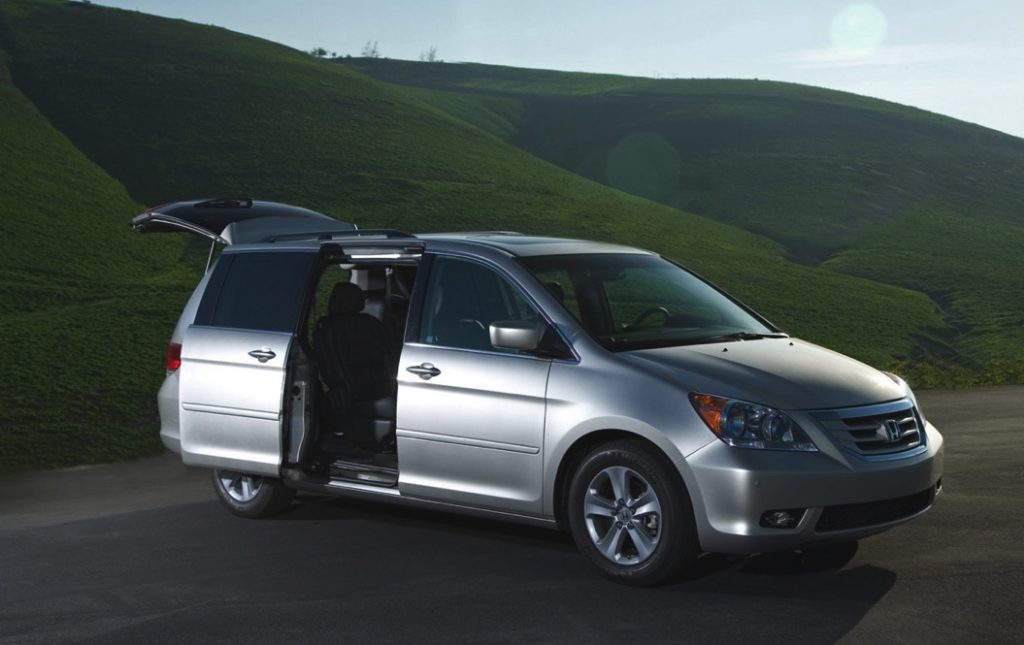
[{"x1": 264, "y1": 228, "x2": 418, "y2": 243}]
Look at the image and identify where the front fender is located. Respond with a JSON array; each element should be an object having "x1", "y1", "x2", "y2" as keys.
[{"x1": 541, "y1": 359, "x2": 716, "y2": 517}]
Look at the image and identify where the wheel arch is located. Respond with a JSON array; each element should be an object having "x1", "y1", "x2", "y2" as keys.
[{"x1": 550, "y1": 429, "x2": 686, "y2": 531}]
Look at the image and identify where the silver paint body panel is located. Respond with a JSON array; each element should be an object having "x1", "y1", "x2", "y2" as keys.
[
  {"x1": 177, "y1": 326, "x2": 290, "y2": 475},
  {"x1": 155, "y1": 233, "x2": 944, "y2": 553},
  {"x1": 396, "y1": 343, "x2": 550, "y2": 514}
]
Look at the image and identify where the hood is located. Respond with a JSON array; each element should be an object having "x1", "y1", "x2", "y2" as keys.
[{"x1": 622, "y1": 338, "x2": 905, "y2": 410}]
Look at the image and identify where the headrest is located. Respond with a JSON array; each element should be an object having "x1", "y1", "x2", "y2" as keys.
[
  {"x1": 329, "y1": 282, "x2": 366, "y2": 315},
  {"x1": 544, "y1": 281, "x2": 565, "y2": 303}
]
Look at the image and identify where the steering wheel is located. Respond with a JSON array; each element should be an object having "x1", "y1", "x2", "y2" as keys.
[
  {"x1": 627, "y1": 306, "x2": 671, "y2": 329},
  {"x1": 457, "y1": 318, "x2": 487, "y2": 332}
]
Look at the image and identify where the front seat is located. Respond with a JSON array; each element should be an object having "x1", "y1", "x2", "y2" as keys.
[{"x1": 313, "y1": 282, "x2": 397, "y2": 448}]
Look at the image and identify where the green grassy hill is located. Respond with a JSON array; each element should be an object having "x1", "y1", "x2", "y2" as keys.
[
  {"x1": 0, "y1": 0, "x2": 1014, "y2": 468},
  {"x1": 344, "y1": 58, "x2": 1024, "y2": 376},
  {"x1": 0, "y1": 27, "x2": 194, "y2": 468}
]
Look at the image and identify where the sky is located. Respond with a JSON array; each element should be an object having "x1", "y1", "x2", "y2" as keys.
[{"x1": 96, "y1": 0, "x2": 1024, "y2": 138}]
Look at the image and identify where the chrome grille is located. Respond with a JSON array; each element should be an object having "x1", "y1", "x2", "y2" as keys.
[{"x1": 812, "y1": 400, "x2": 925, "y2": 459}]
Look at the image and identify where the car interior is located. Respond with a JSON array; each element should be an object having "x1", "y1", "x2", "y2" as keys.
[{"x1": 283, "y1": 256, "x2": 417, "y2": 487}]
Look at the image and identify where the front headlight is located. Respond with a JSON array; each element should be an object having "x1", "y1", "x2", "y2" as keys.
[{"x1": 689, "y1": 393, "x2": 818, "y2": 452}]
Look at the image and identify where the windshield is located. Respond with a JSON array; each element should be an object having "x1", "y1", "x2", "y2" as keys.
[{"x1": 519, "y1": 253, "x2": 780, "y2": 351}]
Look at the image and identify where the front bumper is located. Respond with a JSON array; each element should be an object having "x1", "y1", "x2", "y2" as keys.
[{"x1": 683, "y1": 421, "x2": 944, "y2": 554}]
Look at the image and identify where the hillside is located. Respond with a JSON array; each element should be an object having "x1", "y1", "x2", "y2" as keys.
[
  {"x1": 0, "y1": 31, "x2": 194, "y2": 467},
  {"x1": 0, "y1": 0, "x2": 1008, "y2": 468},
  {"x1": 343, "y1": 58, "x2": 1024, "y2": 374}
]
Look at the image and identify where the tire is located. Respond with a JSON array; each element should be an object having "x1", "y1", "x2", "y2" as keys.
[
  {"x1": 212, "y1": 469, "x2": 296, "y2": 518},
  {"x1": 567, "y1": 440, "x2": 700, "y2": 586}
]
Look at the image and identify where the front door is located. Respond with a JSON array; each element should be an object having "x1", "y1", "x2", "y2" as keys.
[{"x1": 397, "y1": 255, "x2": 551, "y2": 514}]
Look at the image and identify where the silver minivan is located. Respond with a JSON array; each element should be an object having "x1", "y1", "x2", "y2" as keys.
[{"x1": 134, "y1": 198, "x2": 943, "y2": 586}]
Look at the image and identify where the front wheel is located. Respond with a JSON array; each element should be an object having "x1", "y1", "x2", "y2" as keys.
[
  {"x1": 567, "y1": 440, "x2": 700, "y2": 586},
  {"x1": 212, "y1": 469, "x2": 295, "y2": 518}
]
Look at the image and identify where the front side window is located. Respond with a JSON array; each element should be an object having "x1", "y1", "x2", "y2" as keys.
[
  {"x1": 419, "y1": 256, "x2": 540, "y2": 353},
  {"x1": 520, "y1": 253, "x2": 778, "y2": 351}
]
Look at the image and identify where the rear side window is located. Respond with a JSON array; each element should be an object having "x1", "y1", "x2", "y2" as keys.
[{"x1": 196, "y1": 251, "x2": 316, "y2": 333}]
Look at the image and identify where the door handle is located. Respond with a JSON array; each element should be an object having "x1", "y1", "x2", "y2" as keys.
[
  {"x1": 406, "y1": 362, "x2": 441, "y2": 380},
  {"x1": 248, "y1": 348, "x2": 277, "y2": 363}
]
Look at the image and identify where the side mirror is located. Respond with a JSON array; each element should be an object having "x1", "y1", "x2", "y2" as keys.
[{"x1": 489, "y1": 320, "x2": 542, "y2": 352}]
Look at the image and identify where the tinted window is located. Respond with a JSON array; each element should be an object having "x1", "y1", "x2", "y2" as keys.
[
  {"x1": 419, "y1": 256, "x2": 539, "y2": 353},
  {"x1": 534, "y1": 269, "x2": 583, "y2": 321},
  {"x1": 197, "y1": 251, "x2": 316, "y2": 332}
]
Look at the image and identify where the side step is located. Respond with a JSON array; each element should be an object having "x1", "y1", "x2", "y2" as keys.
[{"x1": 329, "y1": 459, "x2": 398, "y2": 487}]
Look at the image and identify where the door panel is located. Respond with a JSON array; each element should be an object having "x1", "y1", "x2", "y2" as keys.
[
  {"x1": 178, "y1": 326, "x2": 292, "y2": 475},
  {"x1": 397, "y1": 344, "x2": 550, "y2": 514},
  {"x1": 395, "y1": 253, "x2": 554, "y2": 514}
]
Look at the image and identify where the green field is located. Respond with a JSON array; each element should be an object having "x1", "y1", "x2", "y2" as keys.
[{"x1": 0, "y1": 0, "x2": 1019, "y2": 469}]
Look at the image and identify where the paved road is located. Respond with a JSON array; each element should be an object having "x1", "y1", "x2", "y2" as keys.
[{"x1": 1, "y1": 387, "x2": 1022, "y2": 644}]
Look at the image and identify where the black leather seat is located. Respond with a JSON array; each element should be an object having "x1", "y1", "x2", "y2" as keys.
[{"x1": 314, "y1": 282, "x2": 396, "y2": 447}]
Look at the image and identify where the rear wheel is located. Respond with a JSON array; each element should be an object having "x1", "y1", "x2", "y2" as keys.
[
  {"x1": 567, "y1": 440, "x2": 699, "y2": 586},
  {"x1": 212, "y1": 469, "x2": 295, "y2": 518}
]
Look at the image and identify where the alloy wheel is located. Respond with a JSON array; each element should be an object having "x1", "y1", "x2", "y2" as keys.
[
  {"x1": 582, "y1": 465, "x2": 662, "y2": 564},
  {"x1": 218, "y1": 471, "x2": 264, "y2": 504}
]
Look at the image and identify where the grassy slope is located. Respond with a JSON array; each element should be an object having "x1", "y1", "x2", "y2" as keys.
[
  {"x1": 344, "y1": 58, "x2": 1024, "y2": 372},
  {"x1": 826, "y1": 206, "x2": 1024, "y2": 383},
  {"x1": 343, "y1": 60, "x2": 1024, "y2": 252},
  {"x1": 0, "y1": 8, "x2": 197, "y2": 467},
  {"x1": 0, "y1": 1, "x2": 951, "y2": 466}
]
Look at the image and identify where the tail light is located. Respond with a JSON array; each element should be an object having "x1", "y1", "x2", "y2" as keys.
[{"x1": 166, "y1": 342, "x2": 182, "y2": 372}]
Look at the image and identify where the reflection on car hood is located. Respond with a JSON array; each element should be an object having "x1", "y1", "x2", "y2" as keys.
[{"x1": 622, "y1": 338, "x2": 905, "y2": 410}]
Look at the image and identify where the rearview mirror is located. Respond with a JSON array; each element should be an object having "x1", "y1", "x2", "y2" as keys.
[{"x1": 489, "y1": 320, "x2": 542, "y2": 351}]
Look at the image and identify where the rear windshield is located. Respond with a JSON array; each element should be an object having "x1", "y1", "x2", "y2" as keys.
[{"x1": 519, "y1": 253, "x2": 777, "y2": 351}]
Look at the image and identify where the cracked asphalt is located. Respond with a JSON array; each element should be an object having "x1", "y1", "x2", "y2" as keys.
[{"x1": 1, "y1": 386, "x2": 1022, "y2": 644}]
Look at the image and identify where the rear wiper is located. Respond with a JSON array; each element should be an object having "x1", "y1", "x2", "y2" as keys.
[{"x1": 690, "y1": 331, "x2": 789, "y2": 344}]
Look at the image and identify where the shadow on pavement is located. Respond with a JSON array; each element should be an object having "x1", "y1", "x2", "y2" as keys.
[{"x1": 0, "y1": 495, "x2": 897, "y2": 644}]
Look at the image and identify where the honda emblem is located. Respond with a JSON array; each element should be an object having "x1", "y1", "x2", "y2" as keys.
[{"x1": 884, "y1": 419, "x2": 902, "y2": 442}]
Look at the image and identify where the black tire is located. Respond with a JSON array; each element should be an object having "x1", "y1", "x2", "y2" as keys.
[
  {"x1": 567, "y1": 440, "x2": 700, "y2": 586},
  {"x1": 212, "y1": 469, "x2": 296, "y2": 518}
]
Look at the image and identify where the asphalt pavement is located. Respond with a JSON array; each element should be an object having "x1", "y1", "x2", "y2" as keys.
[{"x1": 1, "y1": 386, "x2": 1022, "y2": 644}]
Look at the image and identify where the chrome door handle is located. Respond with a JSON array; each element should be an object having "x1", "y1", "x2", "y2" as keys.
[
  {"x1": 406, "y1": 362, "x2": 441, "y2": 379},
  {"x1": 248, "y1": 348, "x2": 277, "y2": 363}
]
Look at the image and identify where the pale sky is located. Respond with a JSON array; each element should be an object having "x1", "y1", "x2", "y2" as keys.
[{"x1": 96, "y1": 0, "x2": 1024, "y2": 138}]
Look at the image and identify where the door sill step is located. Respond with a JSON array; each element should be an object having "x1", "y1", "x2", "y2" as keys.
[{"x1": 329, "y1": 459, "x2": 398, "y2": 487}]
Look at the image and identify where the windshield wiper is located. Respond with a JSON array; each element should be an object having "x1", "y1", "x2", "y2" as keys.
[
  {"x1": 602, "y1": 331, "x2": 789, "y2": 351},
  {"x1": 693, "y1": 331, "x2": 789, "y2": 344}
]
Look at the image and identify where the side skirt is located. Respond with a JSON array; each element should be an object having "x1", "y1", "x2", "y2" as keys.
[{"x1": 280, "y1": 468, "x2": 558, "y2": 530}]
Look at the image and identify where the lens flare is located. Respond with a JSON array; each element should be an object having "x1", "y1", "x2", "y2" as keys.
[
  {"x1": 830, "y1": 3, "x2": 888, "y2": 56},
  {"x1": 605, "y1": 132, "x2": 681, "y2": 202}
]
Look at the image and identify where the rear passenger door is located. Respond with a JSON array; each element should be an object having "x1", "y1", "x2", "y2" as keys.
[{"x1": 178, "y1": 250, "x2": 317, "y2": 475}]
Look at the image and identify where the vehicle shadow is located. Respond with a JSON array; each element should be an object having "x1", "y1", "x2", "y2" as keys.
[
  {"x1": 275, "y1": 492, "x2": 580, "y2": 551},
  {"x1": 269, "y1": 493, "x2": 895, "y2": 643},
  {"x1": 1, "y1": 497, "x2": 896, "y2": 644}
]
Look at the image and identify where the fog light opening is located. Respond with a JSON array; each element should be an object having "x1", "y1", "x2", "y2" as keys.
[{"x1": 760, "y1": 508, "x2": 804, "y2": 529}]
